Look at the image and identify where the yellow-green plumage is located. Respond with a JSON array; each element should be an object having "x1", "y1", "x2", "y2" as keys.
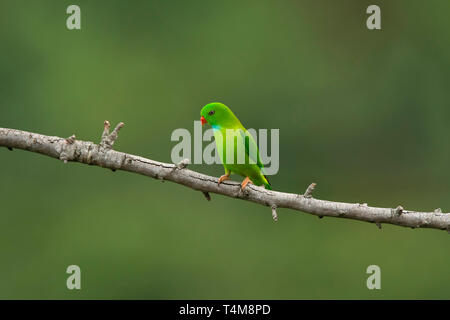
[{"x1": 200, "y1": 102, "x2": 271, "y2": 190}]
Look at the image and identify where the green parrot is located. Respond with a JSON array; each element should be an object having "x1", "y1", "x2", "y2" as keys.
[{"x1": 200, "y1": 102, "x2": 271, "y2": 190}]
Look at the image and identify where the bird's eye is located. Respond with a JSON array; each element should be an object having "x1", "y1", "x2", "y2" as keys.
[{"x1": 208, "y1": 110, "x2": 215, "y2": 116}]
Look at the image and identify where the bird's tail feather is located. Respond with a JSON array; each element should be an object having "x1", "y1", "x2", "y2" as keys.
[{"x1": 263, "y1": 175, "x2": 272, "y2": 190}]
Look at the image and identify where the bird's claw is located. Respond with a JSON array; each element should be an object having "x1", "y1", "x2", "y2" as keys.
[
  {"x1": 218, "y1": 174, "x2": 230, "y2": 186},
  {"x1": 241, "y1": 177, "x2": 253, "y2": 190}
]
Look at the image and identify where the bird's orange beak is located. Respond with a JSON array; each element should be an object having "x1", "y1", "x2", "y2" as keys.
[{"x1": 200, "y1": 116, "x2": 207, "y2": 125}]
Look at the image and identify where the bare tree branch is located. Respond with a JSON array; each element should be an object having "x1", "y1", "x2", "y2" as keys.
[{"x1": 0, "y1": 122, "x2": 449, "y2": 232}]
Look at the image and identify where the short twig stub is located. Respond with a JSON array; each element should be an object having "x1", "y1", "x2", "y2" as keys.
[
  {"x1": 100, "y1": 120, "x2": 124, "y2": 150},
  {"x1": 394, "y1": 205, "x2": 404, "y2": 216},
  {"x1": 271, "y1": 205, "x2": 278, "y2": 222},
  {"x1": 176, "y1": 159, "x2": 190, "y2": 170},
  {"x1": 303, "y1": 182, "x2": 316, "y2": 198},
  {"x1": 202, "y1": 191, "x2": 211, "y2": 201}
]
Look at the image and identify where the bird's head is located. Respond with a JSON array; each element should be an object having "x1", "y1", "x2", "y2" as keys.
[{"x1": 200, "y1": 102, "x2": 236, "y2": 128}]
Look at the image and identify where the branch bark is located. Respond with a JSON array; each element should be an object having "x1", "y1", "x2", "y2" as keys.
[{"x1": 1, "y1": 123, "x2": 449, "y2": 232}]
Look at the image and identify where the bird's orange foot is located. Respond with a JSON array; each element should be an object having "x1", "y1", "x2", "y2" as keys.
[
  {"x1": 241, "y1": 177, "x2": 253, "y2": 190},
  {"x1": 218, "y1": 173, "x2": 230, "y2": 185}
]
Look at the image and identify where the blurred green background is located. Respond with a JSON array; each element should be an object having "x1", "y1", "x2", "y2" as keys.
[{"x1": 0, "y1": 0, "x2": 449, "y2": 299}]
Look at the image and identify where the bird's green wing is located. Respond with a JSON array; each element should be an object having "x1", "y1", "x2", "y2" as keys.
[{"x1": 238, "y1": 129, "x2": 264, "y2": 170}]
